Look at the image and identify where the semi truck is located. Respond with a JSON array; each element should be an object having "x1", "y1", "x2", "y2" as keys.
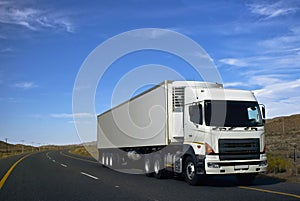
[{"x1": 97, "y1": 81, "x2": 267, "y2": 185}]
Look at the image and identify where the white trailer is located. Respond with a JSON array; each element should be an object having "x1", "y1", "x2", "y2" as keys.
[{"x1": 97, "y1": 81, "x2": 267, "y2": 185}]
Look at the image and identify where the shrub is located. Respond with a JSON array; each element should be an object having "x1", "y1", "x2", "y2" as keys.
[{"x1": 267, "y1": 154, "x2": 292, "y2": 173}]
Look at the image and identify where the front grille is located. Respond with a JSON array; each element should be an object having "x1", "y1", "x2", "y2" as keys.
[{"x1": 218, "y1": 139, "x2": 260, "y2": 160}]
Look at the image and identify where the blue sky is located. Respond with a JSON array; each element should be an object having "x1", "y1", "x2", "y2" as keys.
[{"x1": 1, "y1": 0, "x2": 300, "y2": 145}]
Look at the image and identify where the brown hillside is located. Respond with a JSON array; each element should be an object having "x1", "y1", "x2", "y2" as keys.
[{"x1": 265, "y1": 114, "x2": 300, "y2": 156}]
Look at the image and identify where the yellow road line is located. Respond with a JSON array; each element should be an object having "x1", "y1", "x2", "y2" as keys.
[
  {"x1": 59, "y1": 151, "x2": 98, "y2": 164},
  {"x1": 239, "y1": 186, "x2": 300, "y2": 199},
  {"x1": 0, "y1": 154, "x2": 31, "y2": 189}
]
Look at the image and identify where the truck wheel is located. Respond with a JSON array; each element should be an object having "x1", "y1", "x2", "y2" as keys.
[
  {"x1": 144, "y1": 157, "x2": 153, "y2": 177},
  {"x1": 184, "y1": 156, "x2": 201, "y2": 185},
  {"x1": 153, "y1": 155, "x2": 166, "y2": 179},
  {"x1": 101, "y1": 153, "x2": 105, "y2": 165},
  {"x1": 236, "y1": 174, "x2": 256, "y2": 185}
]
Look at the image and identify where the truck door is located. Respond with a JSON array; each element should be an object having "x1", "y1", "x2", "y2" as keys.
[{"x1": 184, "y1": 103, "x2": 205, "y2": 143}]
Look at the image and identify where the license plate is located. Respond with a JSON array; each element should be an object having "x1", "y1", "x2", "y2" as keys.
[{"x1": 234, "y1": 165, "x2": 249, "y2": 170}]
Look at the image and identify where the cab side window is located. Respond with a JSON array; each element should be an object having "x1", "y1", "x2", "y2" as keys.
[{"x1": 189, "y1": 104, "x2": 203, "y2": 125}]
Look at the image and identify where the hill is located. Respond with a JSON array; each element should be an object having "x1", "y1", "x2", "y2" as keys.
[
  {"x1": 265, "y1": 114, "x2": 300, "y2": 156},
  {"x1": 0, "y1": 141, "x2": 78, "y2": 159},
  {"x1": 0, "y1": 141, "x2": 38, "y2": 158}
]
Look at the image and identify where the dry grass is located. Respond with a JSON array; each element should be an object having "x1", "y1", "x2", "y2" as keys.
[
  {"x1": 265, "y1": 114, "x2": 300, "y2": 155},
  {"x1": 265, "y1": 114, "x2": 300, "y2": 182},
  {"x1": 69, "y1": 143, "x2": 99, "y2": 160},
  {"x1": 69, "y1": 147, "x2": 93, "y2": 158},
  {"x1": 0, "y1": 141, "x2": 39, "y2": 159}
]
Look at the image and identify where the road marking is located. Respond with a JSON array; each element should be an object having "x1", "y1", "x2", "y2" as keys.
[
  {"x1": 0, "y1": 153, "x2": 32, "y2": 189},
  {"x1": 60, "y1": 164, "x2": 67, "y2": 168},
  {"x1": 52, "y1": 160, "x2": 56, "y2": 162},
  {"x1": 46, "y1": 152, "x2": 52, "y2": 160},
  {"x1": 80, "y1": 172, "x2": 99, "y2": 180},
  {"x1": 239, "y1": 186, "x2": 300, "y2": 199},
  {"x1": 60, "y1": 151, "x2": 98, "y2": 164}
]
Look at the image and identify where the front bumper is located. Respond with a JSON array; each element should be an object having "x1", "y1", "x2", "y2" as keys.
[{"x1": 204, "y1": 154, "x2": 268, "y2": 175}]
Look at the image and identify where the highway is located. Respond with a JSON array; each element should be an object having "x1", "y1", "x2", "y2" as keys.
[{"x1": 0, "y1": 150, "x2": 299, "y2": 201}]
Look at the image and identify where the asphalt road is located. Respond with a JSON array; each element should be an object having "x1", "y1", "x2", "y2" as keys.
[{"x1": 0, "y1": 150, "x2": 299, "y2": 201}]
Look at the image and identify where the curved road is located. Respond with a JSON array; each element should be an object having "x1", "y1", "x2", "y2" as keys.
[{"x1": 0, "y1": 150, "x2": 299, "y2": 201}]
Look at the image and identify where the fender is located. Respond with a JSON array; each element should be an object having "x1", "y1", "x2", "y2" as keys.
[{"x1": 182, "y1": 144, "x2": 206, "y2": 174}]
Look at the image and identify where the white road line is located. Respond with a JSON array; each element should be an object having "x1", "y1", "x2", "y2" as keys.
[
  {"x1": 52, "y1": 160, "x2": 56, "y2": 162},
  {"x1": 80, "y1": 172, "x2": 99, "y2": 180},
  {"x1": 60, "y1": 164, "x2": 67, "y2": 168},
  {"x1": 46, "y1": 152, "x2": 52, "y2": 160}
]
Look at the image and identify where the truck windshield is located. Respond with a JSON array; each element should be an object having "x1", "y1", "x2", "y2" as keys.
[{"x1": 204, "y1": 100, "x2": 263, "y2": 127}]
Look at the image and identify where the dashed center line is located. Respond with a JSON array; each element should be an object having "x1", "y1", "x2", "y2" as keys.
[
  {"x1": 60, "y1": 164, "x2": 67, "y2": 168},
  {"x1": 52, "y1": 160, "x2": 56, "y2": 162},
  {"x1": 46, "y1": 152, "x2": 52, "y2": 160},
  {"x1": 80, "y1": 172, "x2": 99, "y2": 180}
]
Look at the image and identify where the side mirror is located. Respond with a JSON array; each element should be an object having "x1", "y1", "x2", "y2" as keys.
[{"x1": 260, "y1": 104, "x2": 266, "y2": 123}]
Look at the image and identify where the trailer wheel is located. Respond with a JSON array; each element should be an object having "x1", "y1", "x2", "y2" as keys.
[
  {"x1": 101, "y1": 153, "x2": 105, "y2": 165},
  {"x1": 153, "y1": 155, "x2": 166, "y2": 179},
  {"x1": 109, "y1": 154, "x2": 113, "y2": 167},
  {"x1": 101, "y1": 153, "x2": 107, "y2": 168},
  {"x1": 144, "y1": 156, "x2": 153, "y2": 177},
  {"x1": 184, "y1": 156, "x2": 201, "y2": 185},
  {"x1": 112, "y1": 153, "x2": 121, "y2": 169},
  {"x1": 105, "y1": 154, "x2": 110, "y2": 167}
]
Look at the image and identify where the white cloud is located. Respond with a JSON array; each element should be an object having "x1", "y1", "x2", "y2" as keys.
[
  {"x1": 50, "y1": 113, "x2": 94, "y2": 118},
  {"x1": 248, "y1": 1, "x2": 298, "y2": 20},
  {"x1": 219, "y1": 53, "x2": 300, "y2": 72},
  {"x1": 223, "y1": 82, "x2": 249, "y2": 88},
  {"x1": 0, "y1": 1, "x2": 74, "y2": 34},
  {"x1": 256, "y1": 27, "x2": 300, "y2": 67},
  {"x1": 219, "y1": 58, "x2": 248, "y2": 67},
  {"x1": 14, "y1": 81, "x2": 37, "y2": 89},
  {"x1": 250, "y1": 75, "x2": 282, "y2": 86},
  {"x1": 0, "y1": 47, "x2": 13, "y2": 53},
  {"x1": 253, "y1": 79, "x2": 300, "y2": 118}
]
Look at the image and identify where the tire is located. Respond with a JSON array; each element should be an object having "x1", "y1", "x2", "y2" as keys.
[
  {"x1": 112, "y1": 153, "x2": 121, "y2": 169},
  {"x1": 101, "y1": 153, "x2": 107, "y2": 168},
  {"x1": 184, "y1": 156, "x2": 202, "y2": 185},
  {"x1": 236, "y1": 174, "x2": 256, "y2": 185},
  {"x1": 144, "y1": 156, "x2": 154, "y2": 177},
  {"x1": 105, "y1": 154, "x2": 110, "y2": 167},
  {"x1": 153, "y1": 155, "x2": 166, "y2": 179},
  {"x1": 109, "y1": 154, "x2": 113, "y2": 167},
  {"x1": 101, "y1": 153, "x2": 105, "y2": 165}
]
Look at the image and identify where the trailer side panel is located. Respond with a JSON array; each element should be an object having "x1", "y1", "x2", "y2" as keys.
[{"x1": 97, "y1": 84, "x2": 167, "y2": 149}]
